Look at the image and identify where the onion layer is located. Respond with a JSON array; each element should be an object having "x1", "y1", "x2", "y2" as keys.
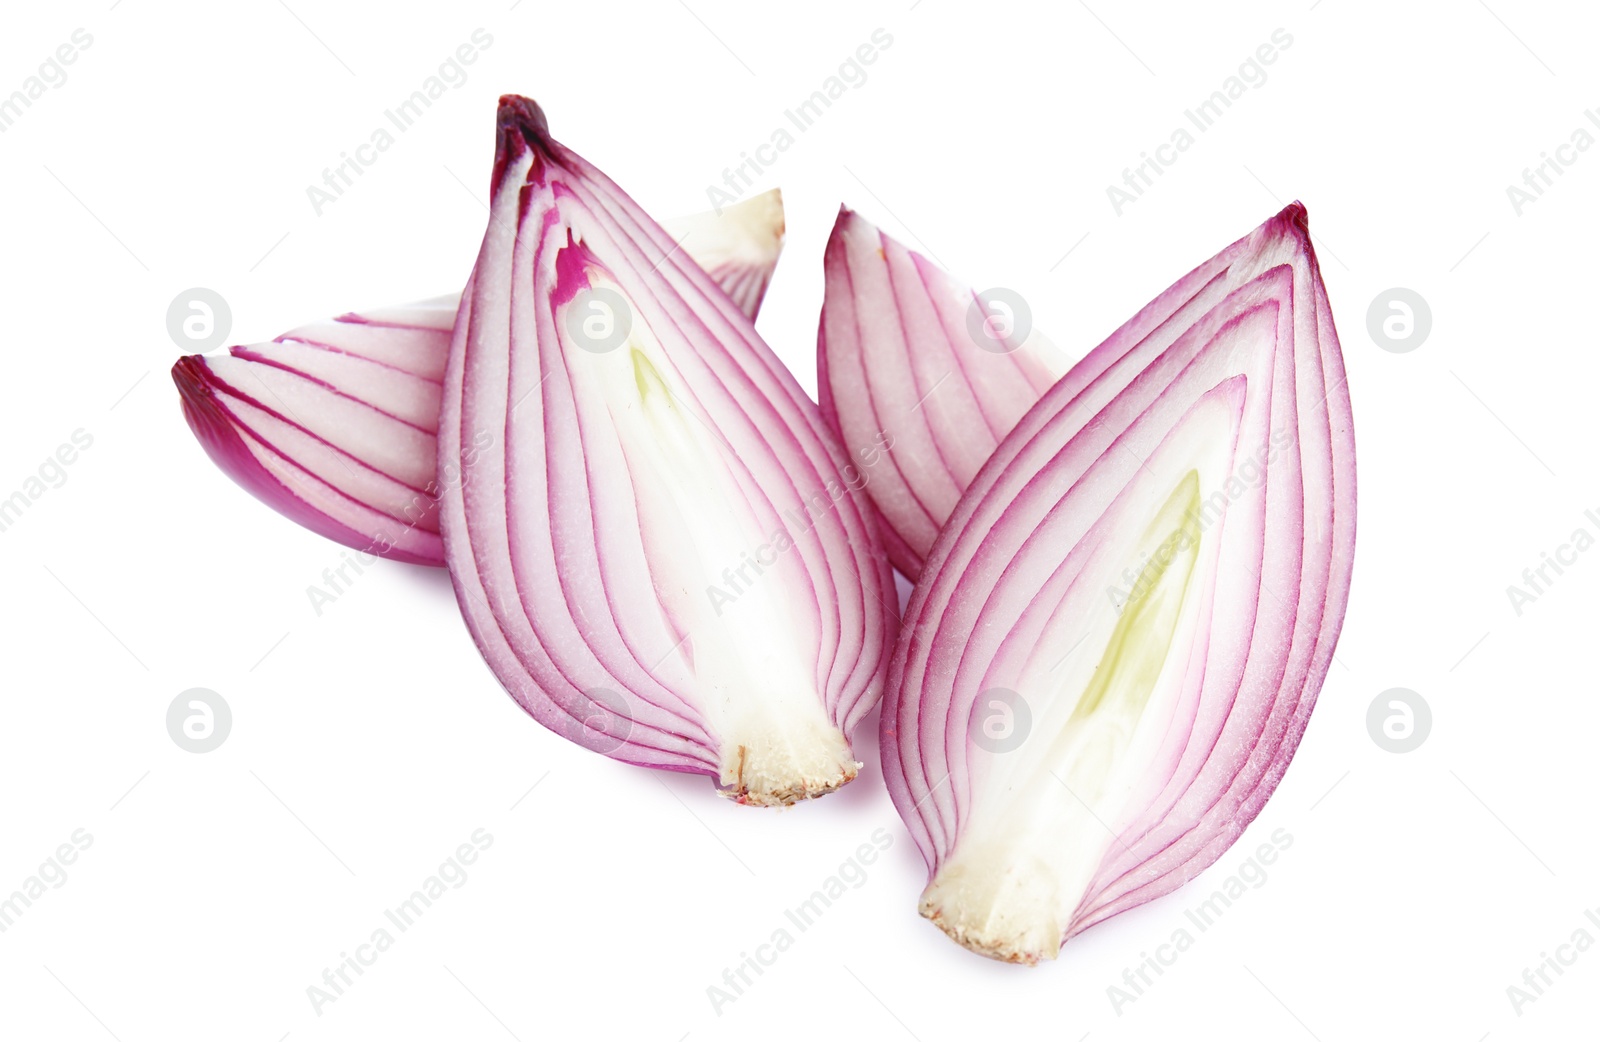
[
  {"x1": 438, "y1": 97, "x2": 895, "y2": 805},
  {"x1": 172, "y1": 191, "x2": 786, "y2": 566},
  {"x1": 881, "y1": 204, "x2": 1356, "y2": 962},
  {"x1": 818, "y1": 208, "x2": 1069, "y2": 579}
]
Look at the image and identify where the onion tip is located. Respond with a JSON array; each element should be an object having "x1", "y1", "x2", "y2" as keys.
[{"x1": 494, "y1": 94, "x2": 554, "y2": 186}]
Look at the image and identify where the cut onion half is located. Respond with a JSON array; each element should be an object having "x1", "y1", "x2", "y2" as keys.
[
  {"x1": 172, "y1": 190, "x2": 786, "y2": 566},
  {"x1": 818, "y1": 207, "x2": 1070, "y2": 579},
  {"x1": 882, "y1": 204, "x2": 1356, "y2": 962},
  {"x1": 438, "y1": 97, "x2": 895, "y2": 805}
]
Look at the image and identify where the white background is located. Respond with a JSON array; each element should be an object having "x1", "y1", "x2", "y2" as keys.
[{"x1": 1, "y1": 0, "x2": 1596, "y2": 1038}]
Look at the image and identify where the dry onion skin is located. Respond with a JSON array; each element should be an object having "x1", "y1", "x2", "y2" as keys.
[
  {"x1": 881, "y1": 205, "x2": 1356, "y2": 962},
  {"x1": 172, "y1": 191, "x2": 785, "y2": 566},
  {"x1": 438, "y1": 97, "x2": 895, "y2": 806}
]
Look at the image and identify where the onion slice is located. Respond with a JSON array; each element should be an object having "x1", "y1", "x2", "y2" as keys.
[
  {"x1": 818, "y1": 207, "x2": 1069, "y2": 579},
  {"x1": 882, "y1": 204, "x2": 1356, "y2": 962},
  {"x1": 172, "y1": 190, "x2": 786, "y2": 566},
  {"x1": 438, "y1": 96, "x2": 895, "y2": 805},
  {"x1": 662, "y1": 188, "x2": 785, "y2": 321}
]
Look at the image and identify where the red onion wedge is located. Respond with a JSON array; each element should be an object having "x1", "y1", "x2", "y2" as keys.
[
  {"x1": 438, "y1": 96, "x2": 895, "y2": 805},
  {"x1": 882, "y1": 204, "x2": 1355, "y2": 962},
  {"x1": 172, "y1": 190, "x2": 786, "y2": 566},
  {"x1": 818, "y1": 208, "x2": 1070, "y2": 579},
  {"x1": 662, "y1": 188, "x2": 784, "y2": 322}
]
